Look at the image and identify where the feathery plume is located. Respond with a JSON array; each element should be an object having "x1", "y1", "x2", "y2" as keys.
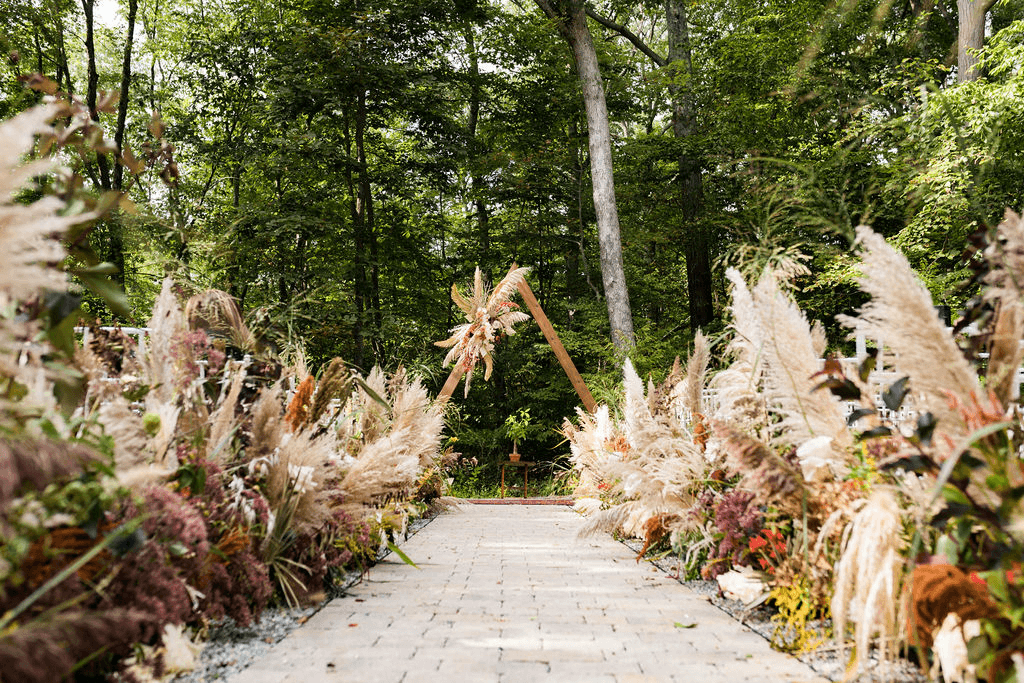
[
  {"x1": 838, "y1": 226, "x2": 979, "y2": 434},
  {"x1": 97, "y1": 396, "x2": 150, "y2": 471},
  {"x1": 713, "y1": 269, "x2": 767, "y2": 431},
  {"x1": 207, "y1": 363, "x2": 246, "y2": 461},
  {"x1": 753, "y1": 270, "x2": 849, "y2": 461},
  {"x1": 681, "y1": 331, "x2": 710, "y2": 420},
  {"x1": 185, "y1": 289, "x2": 256, "y2": 352},
  {"x1": 831, "y1": 489, "x2": 905, "y2": 670},
  {"x1": 981, "y1": 211, "x2": 1024, "y2": 405},
  {"x1": 0, "y1": 103, "x2": 85, "y2": 303},
  {"x1": 309, "y1": 358, "x2": 352, "y2": 425}
]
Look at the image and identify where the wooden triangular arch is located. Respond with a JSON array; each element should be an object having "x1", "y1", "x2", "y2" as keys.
[{"x1": 437, "y1": 266, "x2": 597, "y2": 413}]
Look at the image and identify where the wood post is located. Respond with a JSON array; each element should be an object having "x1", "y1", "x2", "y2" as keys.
[
  {"x1": 435, "y1": 266, "x2": 597, "y2": 414},
  {"x1": 516, "y1": 278, "x2": 598, "y2": 414},
  {"x1": 436, "y1": 365, "x2": 466, "y2": 405}
]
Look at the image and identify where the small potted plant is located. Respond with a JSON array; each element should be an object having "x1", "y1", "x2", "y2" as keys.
[{"x1": 503, "y1": 408, "x2": 532, "y2": 462}]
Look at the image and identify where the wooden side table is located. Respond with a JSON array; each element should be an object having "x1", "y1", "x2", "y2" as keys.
[{"x1": 500, "y1": 460, "x2": 534, "y2": 498}]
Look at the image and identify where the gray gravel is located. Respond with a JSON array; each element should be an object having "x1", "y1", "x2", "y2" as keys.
[{"x1": 620, "y1": 538, "x2": 928, "y2": 683}]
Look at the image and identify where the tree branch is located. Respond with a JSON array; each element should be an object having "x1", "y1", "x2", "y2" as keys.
[{"x1": 584, "y1": 6, "x2": 666, "y2": 67}]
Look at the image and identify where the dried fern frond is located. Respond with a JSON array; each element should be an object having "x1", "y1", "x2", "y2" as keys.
[
  {"x1": 838, "y1": 226, "x2": 979, "y2": 435},
  {"x1": 831, "y1": 489, "x2": 906, "y2": 671},
  {"x1": 185, "y1": 289, "x2": 256, "y2": 352},
  {"x1": 309, "y1": 357, "x2": 352, "y2": 425}
]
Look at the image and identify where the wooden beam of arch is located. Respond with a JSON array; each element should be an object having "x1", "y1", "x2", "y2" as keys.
[{"x1": 436, "y1": 266, "x2": 597, "y2": 414}]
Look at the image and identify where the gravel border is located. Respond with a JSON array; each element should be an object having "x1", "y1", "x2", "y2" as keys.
[
  {"x1": 173, "y1": 515, "x2": 438, "y2": 682},
  {"x1": 616, "y1": 537, "x2": 928, "y2": 683}
]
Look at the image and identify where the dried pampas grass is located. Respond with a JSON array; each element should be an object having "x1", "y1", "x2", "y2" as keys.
[
  {"x1": 580, "y1": 360, "x2": 706, "y2": 541},
  {"x1": 839, "y1": 226, "x2": 980, "y2": 435},
  {"x1": 0, "y1": 103, "x2": 84, "y2": 304},
  {"x1": 753, "y1": 271, "x2": 849, "y2": 464},
  {"x1": 713, "y1": 269, "x2": 767, "y2": 432},
  {"x1": 831, "y1": 488, "x2": 906, "y2": 670},
  {"x1": 981, "y1": 211, "x2": 1024, "y2": 405},
  {"x1": 185, "y1": 289, "x2": 256, "y2": 352},
  {"x1": 97, "y1": 397, "x2": 151, "y2": 470}
]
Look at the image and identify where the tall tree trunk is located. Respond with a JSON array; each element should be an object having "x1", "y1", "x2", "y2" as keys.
[
  {"x1": 113, "y1": 0, "x2": 138, "y2": 191},
  {"x1": 666, "y1": 0, "x2": 713, "y2": 329},
  {"x1": 534, "y1": 0, "x2": 635, "y2": 353},
  {"x1": 343, "y1": 107, "x2": 366, "y2": 370},
  {"x1": 82, "y1": 0, "x2": 111, "y2": 190},
  {"x1": 464, "y1": 23, "x2": 491, "y2": 279},
  {"x1": 957, "y1": 0, "x2": 996, "y2": 82},
  {"x1": 355, "y1": 88, "x2": 382, "y2": 364}
]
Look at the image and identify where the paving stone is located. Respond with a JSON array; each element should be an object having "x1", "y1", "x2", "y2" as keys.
[{"x1": 227, "y1": 505, "x2": 828, "y2": 682}]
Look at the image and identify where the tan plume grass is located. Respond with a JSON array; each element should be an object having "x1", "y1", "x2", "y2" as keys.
[
  {"x1": 580, "y1": 360, "x2": 707, "y2": 541},
  {"x1": 97, "y1": 396, "x2": 151, "y2": 471},
  {"x1": 831, "y1": 488, "x2": 905, "y2": 671},
  {"x1": 0, "y1": 103, "x2": 85, "y2": 304},
  {"x1": 681, "y1": 331, "x2": 710, "y2": 420},
  {"x1": 142, "y1": 278, "x2": 192, "y2": 406},
  {"x1": 839, "y1": 226, "x2": 980, "y2": 435},
  {"x1": 309, "y1": 358, "x2": 352, "y2": 425},
  {"x1": 435, "y1": 265, "x2": 531, "y2": 396},
  {"x1": 563, "y1": 404, "x2": 620, "y2": 504},
  {"x1": 982, "y1": 211, "x2": 1024, "y2": 405},
  {"x1": 207, "y1": 363, "x2": 246, "y2": 462},
  {"x1": 712, "y1": 269, "x2": 768, "y2": 432},
  {"x1": 248, "y1": 383, "x2": 286, "y2": 463},
  {"x1": 753, "y1": 270, "x2": 850, "y2": 464}
]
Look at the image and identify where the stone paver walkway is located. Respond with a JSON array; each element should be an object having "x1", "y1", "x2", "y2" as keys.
[{"x1": 234, "y1": 504, "x2": 828, "y2": 683}]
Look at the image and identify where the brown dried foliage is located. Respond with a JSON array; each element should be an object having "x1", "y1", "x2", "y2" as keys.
[
  {"x1": 0, "y1": 439, "x2": 98, "y2": 508},
  {"x1": 909, "y1": 564, "x2": 999, "y2": 648},
  {"x1": 635, "y1": 513, "x2": 679, "y2": 562},
  {"x1": 20, "y1": 525, "x2": 114, "y2": 588},
  {"x1": 285, "y1": 375, "x2": 316, "y2": 432}
]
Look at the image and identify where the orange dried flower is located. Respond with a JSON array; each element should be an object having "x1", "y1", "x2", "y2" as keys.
[{"x1": 285, "y1": 375, "x2": 316, "y2": 432}]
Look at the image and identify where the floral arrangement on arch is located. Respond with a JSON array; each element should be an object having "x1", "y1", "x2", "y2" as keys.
[{"x1": 435, "y1": 265, "x2": 531, "y2": 396}]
